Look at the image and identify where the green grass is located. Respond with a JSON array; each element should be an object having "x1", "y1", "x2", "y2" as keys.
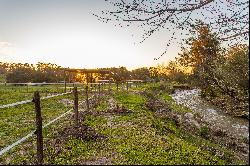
[
  {"x1": 0, "y1": 85, "x2": 88, "y2": 148},
  {"x1": 0, "y1": 75, "x2": 5, "y2": 83},
  {"x1": 84, "y1": 115, "x2": 107, "y2": 127},
  {"x1": 0, "y1": 94, "x2": 73, "y2": 147},
  {"x1": 0, "y1": 83, "x2": 245, "y2": 165},
  {"x1": 113, "y1": 91, "x2": 146, "y2": 111},
  {"x1": 160, "y1": 93, "x2": 173, "y2": 101}
]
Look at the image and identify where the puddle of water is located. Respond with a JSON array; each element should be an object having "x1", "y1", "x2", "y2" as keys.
[{"x1": 171, "y1": 89, "x2": 249, "y2": 139}]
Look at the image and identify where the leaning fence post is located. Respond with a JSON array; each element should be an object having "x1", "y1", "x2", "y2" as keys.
[
  {"x1": 85, "y1": 85, "x2": 89, "y2": 111},
  {"x1": 33, "y1": 91, "x2": 43, "y2": 165},
  {"x1": 73, "y1": 87, "x2": 78, "y2": 127}
]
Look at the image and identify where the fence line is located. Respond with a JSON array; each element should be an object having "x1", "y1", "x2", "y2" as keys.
[
  {"x1": 0, "y1": 109, "x2": 73, "y2": 156},
  {"x1": 0, "y1": 99, "x2": 33, "y2": 109},
  {"x1": 0, "y1": 82, "x2": 117, "y2": 86},
  {"x1": 0, "y1": 91, "x2": 97, "y2": 157},
  {"x1": 0, "y1": 91, "x2": 73, "y2": 109},
  {"x1": 0, "y1": 131, "x2": 35, "y2": 156},
  {"x1": 0, "y1": 82, "x2": 140, "y2": 109},
  {"x1": 0, "y1": 82, "x2": 139, "y2": 162},
  {"x1": 0, "y1": 83, "x2": 79, "y2": 85}
]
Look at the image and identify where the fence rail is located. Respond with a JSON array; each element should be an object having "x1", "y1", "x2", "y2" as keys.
[
  {"x1": 0, "y1": 109, "x2": 73, "y2": 156},
  {"x1": 0, "y1": 81, "x2": 143, "y2": 164},
  {"x1": 0, "y1": 90, "x2": 97, "y2": 157},
  {"x1": 0, "y1": 82, "x2": 117, "y2": 85},
  {"x1": 0, "y1": 91, "x2": 73, "y2": 109},
  {"x1": 0, "y1": 83, "x2": 100, "y2": 162}
]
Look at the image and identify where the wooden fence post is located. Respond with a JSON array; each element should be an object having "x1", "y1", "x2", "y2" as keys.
[
  {"x1": 126, "y1": 81, "x2": 129, "y2": 91},
  {"x1": 98, "y1": 83, "x2": 101, "y2": 97},
  {"x1": 33, "y1": 91, "x2": 43, "y2": 165},
  {"x1": 73, "y1": 87, "x2": 78, "y2": 127},
  {"x1": 64, "y1": 81, "x2": 66, "y2": 93},
  {"x1": 94, "y1": 84, "x2": 97, "y2": 101},
  {"x1": 56, "y1": 83, "x2": 59, "y2": 93},
  {"x1": 64, "y1": 71, "x2": 67, "y2": 93},
  {"x1": 85, "y1": 85, "x2": 89, "y2": 111},
  {"x1": 109, "y1": 81, "x2": 111, "y2": 94},
  {"x1": 89, "y1": 83, "x2": 91, "y2": 93}
]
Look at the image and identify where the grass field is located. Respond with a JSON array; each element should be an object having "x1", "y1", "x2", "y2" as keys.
[{"x1": 0, "y1": 83, "x2": 245, "y2": 165}]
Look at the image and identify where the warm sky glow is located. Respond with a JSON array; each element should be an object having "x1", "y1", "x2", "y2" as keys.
[{"x1": 0, "y1": 0, "x2": 181, "y2": 70}]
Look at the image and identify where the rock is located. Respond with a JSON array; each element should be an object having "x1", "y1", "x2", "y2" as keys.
[
  {"x1": 172, "y1": 113, "x2": 182, "y2": 126},
  {"x1": 156, "y1": 108, "x2": 167, "y2": 114},
  {"x1": 184, "y1": 113, "x2": 201, "y2": 129},
  {"x1": 213, "y1": 128, "x2": 227, "y2": 137},
  {"x1": 184, "y1": 112, "x2": 193, "y2": 118}
]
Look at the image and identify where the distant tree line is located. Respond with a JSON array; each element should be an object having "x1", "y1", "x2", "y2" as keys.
[
  {"x1": 0, "y1": 62, "x2": 66, "y2": 83},
  {"x1": 0, "y1": 62, "x2": 160, "y2": 83},
  {"x1": 0, "y1": 60, "x2": 193, "y2": 84}
]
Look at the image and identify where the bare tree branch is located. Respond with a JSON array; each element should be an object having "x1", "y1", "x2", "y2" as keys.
[{"x1": 95, "y1": 0, "x2": 249, "y2": 60}]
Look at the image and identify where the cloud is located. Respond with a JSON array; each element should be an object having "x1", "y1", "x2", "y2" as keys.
[{"x1": 0, "y1": 42, "x2": 16, "y2": 60}]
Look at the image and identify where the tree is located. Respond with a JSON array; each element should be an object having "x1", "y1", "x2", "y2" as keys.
[
  {"x1": 177, "y1": 25, "x2": 249, "y2": 116},
  {"x1": 149, "y1": 66, "x2": 160, "y2": 81},
  {"x1": 213, "y1": 44, "x2": 249, "y2": 101},
  {"x1": 95, "y1": 0, "x2": 249, "y2": 60},
  {"x1": 110, "y1": 66, "x2": 130, "y2": 82},
  {"x1": 6, "y1": 63, "x2": 35, "y2": 83},
  {"x1": 131, "y1": 67, "x2": 150, "y2": 81},
  {"x1": 165, "y1": 60, "x2": 187, "y2": 83},
  {"x1": 34, "y1": 62, "x2": 64, "y2": 82},
  {"x1": 178, "y1": 24, "x2": 222, "y2": 89},
  {"x1": 2, "y1": 62, "x2": 65, "y2": 83}
]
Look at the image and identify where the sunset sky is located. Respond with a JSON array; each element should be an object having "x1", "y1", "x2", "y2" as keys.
[{"x1": 0, "y1": 0, "x2": 182, "y2": 70}]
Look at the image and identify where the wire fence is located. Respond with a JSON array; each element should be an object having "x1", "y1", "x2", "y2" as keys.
[
  {"x1": 0, "y1": 109, "x2": 73, "y2": 156},
  {"x1": 0, "y1": 92, "x2": 72, "y2": 109},
  {"x1": 0, "y1": 81, "x2": 144, "y2": 164},
  {"x1": 0, "y1": 90, "x2": 76, "y2": 155}
]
